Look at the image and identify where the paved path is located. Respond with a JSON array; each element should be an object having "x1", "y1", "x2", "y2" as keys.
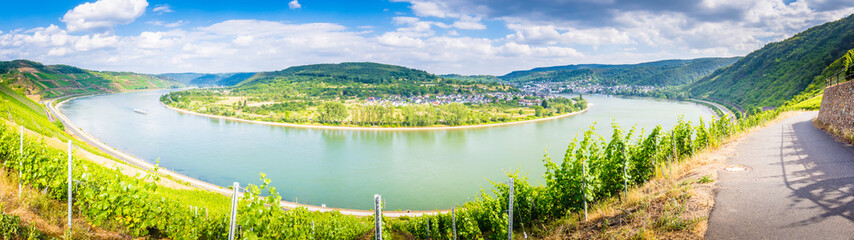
[
  {"x1": 707, "y1": 111, "x2": 854, "y2": 239},
  {"x1": 690, "y1": 98, "x2": 736, "y2": 118}
]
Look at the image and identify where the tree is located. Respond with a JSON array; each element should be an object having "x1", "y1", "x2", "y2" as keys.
[
  {"x1": 443, "y1": 103, "x2": 469, "y2": 125},
  {"x1": 317, "y1": 102, "x2": 349, "y2": 123},
  {"x1": 534, "y1": 106, "x2": 548, "y2": 117},
  {"x1": 541, "y1": 99, "x2": 550, "y2": 109}
]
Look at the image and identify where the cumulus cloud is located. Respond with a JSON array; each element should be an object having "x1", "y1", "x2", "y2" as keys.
[
  {"x1": 397, "y1": 0, "x2": 854, "y2": 58},
  {"x1": 0, "y1": 17, "x2": 592, "y2": 75},
  {"x1": 506, "y1": 24, "x2": 632, "y2": 47},
  {"x1": 61, "y1": 0, "x2": 149, "y2": 33},
  {"x1": 289, "y1": 0, "x2": 302, "y2": 9},
  {"x1": 450, "y1": 19, "x2": 485, "y2": 31},
  {"x1": 3, "y1": 0, "x2": 854, "y2": 76},
  {"x1": 393, "y1": 0, "x2": 487, "y2": 31}
]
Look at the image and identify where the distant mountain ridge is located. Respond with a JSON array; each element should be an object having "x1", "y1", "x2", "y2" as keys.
[
  {"x1": 240, "y1": 62, "x2": 440, "y2": 86},
  {"x1": 158, "y1": 72, "x2": 256, "y2": 87},
  {"x1": 689, "y1": 14, "x2": 854, "y2": 108},
  {"x1": 0, "y1": 59, "x2": 182, "y2": 99},
  {"x1": 498, "y1": 57, "x2": 740, "y2": 86}
]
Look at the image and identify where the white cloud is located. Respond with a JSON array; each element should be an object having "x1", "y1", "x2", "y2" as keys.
[
  {"x1": 409, "y1": 1, "x2": 449, "y2": 18},
  {"x1": 289, "y1": 0, "x2": 302, "y2": 10},
  {"x1": 61, "y1": 0, "x2": 149, "y2": 33},
  {"x1": 378, "y1": 32, "x2": 425, "y2": 48},
  {"x1": 73, "y1": 34, "x2": 118, "y2": 51},
  {"x1": 152, "y1": 4, "x2": 172, "y2": 13},
  {"x1": 3, "y1": 0, "x2": 854, "y2": 76},
  {"x1": 148, "y1": 20, "x2": 187, "y2": 28},
  {"x1": 0, "y1": 17, "x2": 589, "y2": 75},
  {"x1": 507, "y1": 24, "x2": 632, "y2": 47},
  {"x1": 232, "y1": 35, "x2": 254, "y2": 46},
  {"x1": 48, "y1": 47, "x2": 71, "y2": 56},
  {"x1": 135, "y1": 31, "x2": 178, "y2": 49}
]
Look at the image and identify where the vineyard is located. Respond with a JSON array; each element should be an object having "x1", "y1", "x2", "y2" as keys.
[{"x1": 0, "y1": 94, "x2": 800, "y2": 239}]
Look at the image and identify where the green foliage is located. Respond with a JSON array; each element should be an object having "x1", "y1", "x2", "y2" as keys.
[
  {"x1": 0, "y1": 206, "x2": 47, "y2": 240},
  {"x1": 814, "y1": 48, "x2": 854, "y2": 87},
  {"x1": 689, "y1": 14, "x2": 854, "y2": 108},
  {"x1": 317, "y1": 101, "x2": 349, "y2": 124},
  {"x1": 0, "y1": 124, "x2": 374, "y2": 239},
  {"x1": 236, "y1": 174, "x2": 371, "y2": 239},
  {"x1": 440, "y1": 74, "x2": 503, "y2": 83},
  {"x1": 500, "y1": 58, "x2": 739, "y2": 86},
  {"x1": 244, "y1": 62, "x2": 440, "y2": 86},
  {"x1": 787, "y1": 94, "x2": 823, "y2": 111}
]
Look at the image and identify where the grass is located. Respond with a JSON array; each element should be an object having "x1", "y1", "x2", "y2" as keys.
[
  {"x1": 814, "y1": 120, "x2": 854, "y2": 145},
  {"x1": 541, "y1": 161, "x2": 716, "y2": 240},
  {"x1": 0, "y1": 203, "x2": 48, "y2": 240},
  {"x1": 0, "y1": 83, "x2": 45, "y2": 117},
  {"x1": 38, "y1": 80, "x2": 59, "y2": 89},
  {"x1": 0, "y1": 170, "x2": 125, "y2": 239},
  {"x1": 35, "y1": 73, "x2": 68, "y2": 80},
  {"x1": 788, "y1": 94, "x2": 822, "y2": 110}
]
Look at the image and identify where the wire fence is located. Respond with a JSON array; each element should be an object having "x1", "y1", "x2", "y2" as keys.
[{"x1": 825, "y1": 64, "x2": 854, "y2": 87}]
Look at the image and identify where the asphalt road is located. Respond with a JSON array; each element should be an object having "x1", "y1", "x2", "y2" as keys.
[
  {"x1": 707, "y1": 111, "x2": 854, "y2": 239},
  {"x1": 690, "y1": 98, "x2": 736, "y2": 118}
]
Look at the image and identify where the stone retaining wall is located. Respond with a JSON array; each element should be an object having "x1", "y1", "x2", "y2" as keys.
[{"x1": 817, "y1": 80, "x2": 854, "y2": 131}]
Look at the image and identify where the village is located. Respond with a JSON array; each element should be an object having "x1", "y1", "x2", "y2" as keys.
[
  {"x1": 516, "y1": 81, "x2": 660, "y2": 95},
  {"x1": 363, "y1": 91, "x2": 555, "y2": 107}
]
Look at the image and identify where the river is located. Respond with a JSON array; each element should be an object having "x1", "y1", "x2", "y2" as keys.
[{"x1": 59, "y1": 90, "x2": 713, "y2": 210}]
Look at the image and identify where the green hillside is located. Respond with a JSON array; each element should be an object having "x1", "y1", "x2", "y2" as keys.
[
  {"x1": 0, "y1": 60, "x2": 182, "y2": 99},
  {"x1": 499, "y1": 57, "x2": 740, "y2": 85},
  {"x1": 689, "y1": 14, "x2": 854, "y2": 108},
  {"x1": 816, "y1": 48, "x2": 854, "y2": 86},
  {"x1": 440, "y1": 74, "x2": 503, "y2": 83},
  {"x1": 230, "y1": 62, "x2": 490, "y2": 99},
  {"x1": 241, "y1": 62, "x2": 440, "y2": 86},
  {"x1": 158, "y1": 72, "x2": 256, "y2": 86}
]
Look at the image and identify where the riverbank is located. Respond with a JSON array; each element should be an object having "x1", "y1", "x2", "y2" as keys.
[
  {"x1": 162, "y1": 102, "x2": 591, "y2": 131},
  {"x1": 57, "y1": 91, "x2": 713, "y2": 213},
  {"x1": 49, "y1": 95, "x2": 447, "y2": 217}
]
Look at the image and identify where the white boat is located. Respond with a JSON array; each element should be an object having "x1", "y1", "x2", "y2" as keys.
[{"x1": 133, "y1": 108, "x2": 148, "y2": 115}]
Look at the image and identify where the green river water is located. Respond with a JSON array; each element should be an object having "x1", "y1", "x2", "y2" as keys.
[{"x1": 59, "y1": 90, "x2": 713, "y2": 210}]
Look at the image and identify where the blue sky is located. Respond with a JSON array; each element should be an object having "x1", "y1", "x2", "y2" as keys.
[{"x1": 0, "y1": 0, "x2": 852, "y2": 75}]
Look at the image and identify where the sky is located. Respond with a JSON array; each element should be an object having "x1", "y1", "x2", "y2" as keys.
[{"x1": 0, "y1": 0, "x2": 852, "y2": 75}]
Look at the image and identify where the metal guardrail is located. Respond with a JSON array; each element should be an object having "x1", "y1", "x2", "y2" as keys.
[{"x1": 825, "y1": 64, "x2": 854, "y2": 87}]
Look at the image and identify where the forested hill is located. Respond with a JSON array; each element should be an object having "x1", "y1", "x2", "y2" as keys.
[
  {"x1": 240, "y1": 62, "x2": 441, "y2": 86},
  {"x1": 689, "y1": 14, "x2": 854, "y2": 108},
  {"x1": 497, "y1": 57, "x2": 740, "y2": 85},
  {"x1": 158, "y1": 72, "x2": 256, "y2": 86},
  {"x1": 439, "y1": 74, "x2": 502, "y2": 83},
  {"x1": 0, "y1": 60, "x2": 182, "y2": 99}
]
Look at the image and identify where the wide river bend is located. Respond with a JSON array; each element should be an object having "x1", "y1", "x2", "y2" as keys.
[{"x1": 60, "y1": 90, "x2": 713, "y2": 210}]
